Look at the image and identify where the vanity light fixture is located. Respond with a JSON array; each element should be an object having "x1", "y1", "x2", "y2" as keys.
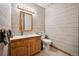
[{"x1": 17, "y1": 5, "x2": 35, "y2": 14}]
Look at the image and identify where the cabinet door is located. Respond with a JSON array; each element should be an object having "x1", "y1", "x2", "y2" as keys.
[
  {"x1": 28, "y1": 38, "x2": 36, "y2": 55},
  {"x1": 11, "y1": 40, "x2": 28, "y2": 56},
  {"x1": 24, "y1": 39, "x2": 29, "y2": 56},
  {"x1": 35, "y1": 39, "x2": 41, "y2": 52},
  {"x1": 16, "y1": 47, "x2": 26, "y2": 56},
  {"x1": 10, "y1": 41, "x2": 17, "y2": 56},
  {"x1": 29, "y1": 37, "x2": 41, "y2": 55},
  {"x1": 11, "y1": 47, "x2": 17, "y2": 56}
]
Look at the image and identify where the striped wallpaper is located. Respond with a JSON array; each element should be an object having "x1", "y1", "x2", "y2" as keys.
[{"x1": 45, "y1": 3, "x2": 79, "y2": 55}]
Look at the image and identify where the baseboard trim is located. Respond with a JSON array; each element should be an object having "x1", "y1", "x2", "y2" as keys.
[{"x1": 50, "y1": 45, "x2": 72, "y2": 56}]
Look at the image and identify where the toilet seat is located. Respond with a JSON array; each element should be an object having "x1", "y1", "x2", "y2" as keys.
[{"x1": 42, "y1": 39, "x2": 52, "y2": 43}]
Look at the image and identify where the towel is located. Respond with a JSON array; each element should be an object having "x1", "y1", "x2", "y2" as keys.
[
  {"x1": 0, "y1": 29, "x2": 6, "y2": 45},
  {"x1": 0, "y1": 43, "x2": 5, "y2": 56},
  {"x1": 0, "y1": 29, "x2": 13, "y2": 45}
]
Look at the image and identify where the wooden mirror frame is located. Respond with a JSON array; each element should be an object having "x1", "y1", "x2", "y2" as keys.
[{"x1": 20, "y1": 11, "x2": 33, "y2": 32}]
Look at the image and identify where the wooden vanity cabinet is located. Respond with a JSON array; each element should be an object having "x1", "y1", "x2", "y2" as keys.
[{"x1": 9, "y1": 36, "x2": 41, "y2": 56}]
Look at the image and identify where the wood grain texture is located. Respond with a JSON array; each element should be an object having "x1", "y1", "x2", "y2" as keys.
[
  {"x1": 20, "y1": 11, "x2": 33, "y2": 32},
  {"x1": 9, "y1": 36, "x2": 41, "y2": 56}
]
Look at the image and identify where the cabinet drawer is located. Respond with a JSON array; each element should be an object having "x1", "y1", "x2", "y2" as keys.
[
  {"x1": 11, "y1": 40, "x2": 24, "y2": 48},
  {"x1": 17, "y1": 41, "x2": 24, "y2": 47},
  {"x1": 11, "y1": 42, "x2": 17, "y2": 48}
]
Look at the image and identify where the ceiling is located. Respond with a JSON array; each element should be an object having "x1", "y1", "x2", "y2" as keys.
[{"x1": 35, "y1": 3, "x2": 53, "y2": 8}]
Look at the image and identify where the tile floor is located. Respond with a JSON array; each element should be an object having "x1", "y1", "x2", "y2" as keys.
[{"x1": 35, "y1": 46, "x2": 69, "y2": 56}]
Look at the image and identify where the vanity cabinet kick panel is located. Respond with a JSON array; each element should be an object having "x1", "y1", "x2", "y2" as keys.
[{"x1": 9, "y1": 36, "x2": 41, "y2": 56}]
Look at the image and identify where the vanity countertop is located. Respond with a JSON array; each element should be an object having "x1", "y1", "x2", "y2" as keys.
[{"x1": 10, "y1": 34, "x2": 41, "y2": 40}]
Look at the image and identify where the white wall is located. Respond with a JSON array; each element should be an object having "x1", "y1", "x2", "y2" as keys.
[
  {"x1": 11, "y1": 3, "x2": 45, "y2": 35},
  {"x1": 0, "y1": 3, "x2": 11, "y2": 29},
  {"x1": 45, "y1": 3, "x2": 79, "y2": 55}
]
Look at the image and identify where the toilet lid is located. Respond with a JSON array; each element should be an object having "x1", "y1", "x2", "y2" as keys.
[{"x1": 42, "y1": 39, "x2": 52, "y2": 43}]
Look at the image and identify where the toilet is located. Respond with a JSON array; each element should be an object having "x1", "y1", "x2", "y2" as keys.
[
  {"x1": 39, "y1": 32, "x2": 52, "y2": 50},
  {"x1": 42, "y1": 38, "x2": 52, "y2": 50}
]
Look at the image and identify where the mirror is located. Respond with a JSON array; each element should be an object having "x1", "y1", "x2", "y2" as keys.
[{"x1": 20, "y1": 11, "x2": 33, "y2": 32}]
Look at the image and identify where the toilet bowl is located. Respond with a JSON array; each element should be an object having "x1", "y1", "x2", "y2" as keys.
[
  {"x1": 42, "y1": 39, "x2": 52, "y2": 50},
  {"x1": 38, "y1": 32, "x2": 52, "y2": 50}
]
